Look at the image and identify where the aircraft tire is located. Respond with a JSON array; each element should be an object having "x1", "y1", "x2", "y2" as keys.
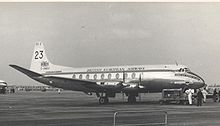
[
  {"x1": 128, "y1": 95, "x2": 136, "y2": 103},
  {"x1": 99, "y1": 97, "x2": 109, "y2": 104}
]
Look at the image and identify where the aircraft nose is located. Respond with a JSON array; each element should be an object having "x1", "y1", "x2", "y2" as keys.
[
  {"x1": 198, "y1": 82, "x2": 206, "y2": 88},
  {"x1": 190, "y1": 82, "x2": 205, "y2": 89},
  {"x1": 196, "y1": 76, "x2": 206, "y2": 88},
  {"x1": 187, "y1": 72, "x2": 206, "y2": 89}
]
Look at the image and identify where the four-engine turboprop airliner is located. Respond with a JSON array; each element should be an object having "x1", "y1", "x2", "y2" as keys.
[
  {"x1": 0, "y1": 80, "x2": 7, "y2": 87},
  {"x1": 0, "y1": 80, "x2": 7, "y2": 94},
  {"x1": 10, "y1": 42, "x2": 205, "y2": 104}
]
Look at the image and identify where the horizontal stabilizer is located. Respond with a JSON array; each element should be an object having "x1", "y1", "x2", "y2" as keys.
[{"x1": 9, "y1": 64, "x2": 42, "y2": 78}]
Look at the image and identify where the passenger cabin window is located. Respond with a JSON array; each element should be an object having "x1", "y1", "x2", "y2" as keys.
[
  {"x1": 94, "y1": 74, "x2": 97, "y2": 80},
  {"x1": 79, "y1": 74, "x2": 82, "y2": 79},
  {"x1": 132, "y1": 72, "x2": 136, "y2": 79},
  {"x1": 72, "y1": 74, "x2": 76, "y2": 79},
  {"x1": 108, "y1": 73, "x2": 112, "y2": 79},
  {"x1": 116, "y1": 73, "x2": 119, "y2": 79},
  {"x1": 86, "y1": 74, "x2": 89, "y2": 79},
  {"x1": 101, "y1": 73, "x2": 105, "y2": 79}
]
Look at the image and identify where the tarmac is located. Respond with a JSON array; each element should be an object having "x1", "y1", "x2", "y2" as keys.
[{"x1": 0, "y1": 91, "x2": 220, "y2": 126}]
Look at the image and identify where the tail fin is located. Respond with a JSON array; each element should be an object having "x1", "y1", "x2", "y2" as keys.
[{"x1": 30, "y1": 42, "x2": 68, "y2": 74}]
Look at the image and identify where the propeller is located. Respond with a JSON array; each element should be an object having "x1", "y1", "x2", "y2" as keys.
[
  {"x1": 121, "y1": 71, "x2": 125, "y2": 101},
  {"x1": 123, "y1": 70, "x2": 125, "y2": 83},
  {"x1": 138, "y1": 74, "x2": 142, "y2": 102},
  {"x1": 135, "y1": 73, "x2": 142, "y2": 89}
]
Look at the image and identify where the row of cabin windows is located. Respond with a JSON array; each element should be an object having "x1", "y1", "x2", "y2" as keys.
[{"x1": 72, "y1": 73, "x2": 137, "y2": 80}]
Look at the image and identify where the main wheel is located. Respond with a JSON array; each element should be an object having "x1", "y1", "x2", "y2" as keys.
[
  {"x1": 99, "y1": 97, "x2": 109, "y2": 104},
  {"x1": 128, "y1": 95, "x2": 136, "y2": 103}
]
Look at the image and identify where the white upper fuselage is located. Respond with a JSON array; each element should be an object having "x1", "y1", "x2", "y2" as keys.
[{"x1": 42, "y1": 64, "x2": 204, "y2": 89}]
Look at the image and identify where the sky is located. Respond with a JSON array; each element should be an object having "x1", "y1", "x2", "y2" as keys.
[{"x1": 0, "y1": 2, "x2": 220, "y2": 86}]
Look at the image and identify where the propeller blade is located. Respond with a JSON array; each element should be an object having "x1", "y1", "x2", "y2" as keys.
[
  {"x1": 122, "y1": 71, "x2": 125, "y2": 83},
  {"x1": 136, "y1": 73, "x2": 142, "y2": 88},
  {"x1": 139, "y1": 74, "x2": 141, "y2": 86},
  {"x1": 138, "y1": 74, "x2": 142, "y2": 102}
]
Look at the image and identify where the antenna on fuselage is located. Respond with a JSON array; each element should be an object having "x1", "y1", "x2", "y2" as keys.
[{"x1": 175, "y1": 61, "x2": 178, "y2": 66}]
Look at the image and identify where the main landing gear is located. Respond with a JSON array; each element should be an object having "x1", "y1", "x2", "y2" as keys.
[
  {"x1": 127, "y1": 93, "x2": 138, "y2": 103},
  {"x1": 97, "y1": 92, "x2": 138, "y2": 104},
  {"x1": 128, "y1": 95, "x2": 136, "y2": 103},
  {"x1": 97, "y1": 92, "x2": 109, "y2": 104},
  {"x1": 99, "y1": 97, "x2": 109, "y2": 104}
]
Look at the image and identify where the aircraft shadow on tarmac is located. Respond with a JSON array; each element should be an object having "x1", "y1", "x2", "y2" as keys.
[{"x1": 76, "y1": 101, "x2": 161, "y2": 107}]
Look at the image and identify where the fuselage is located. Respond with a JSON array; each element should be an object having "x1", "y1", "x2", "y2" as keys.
[
  {"x1": 10, "y1": 42, "x2": 207, "y2": 104},
  {"x1": 41, "y1": 64, "x2": 205, "y2": 93}
]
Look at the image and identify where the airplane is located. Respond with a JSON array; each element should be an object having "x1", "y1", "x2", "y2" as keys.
[
  {"x1": 0, "y1": 80, "x2": 7, "y2": 94},
  {"x1": 0, "y1": 80, "x2": 7, "y2": 87},
  {"x1": 10, "y1": 42, "x2": 205, "y2": 104}
]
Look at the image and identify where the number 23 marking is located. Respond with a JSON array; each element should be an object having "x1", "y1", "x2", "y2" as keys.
[{"x1": 35, "y1": 50, "x2": 43, "y2": 59}]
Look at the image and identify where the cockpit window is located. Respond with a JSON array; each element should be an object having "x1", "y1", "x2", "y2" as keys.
[
  {"x1": 179, "y1": 68, "x2": 190, "y2": 72},
  {"x1": 184, "y1": 68, "x2": 190, "y2": 72},
  {"x1": 179, "y1": 68, "x2": 184, "y2": 72}
]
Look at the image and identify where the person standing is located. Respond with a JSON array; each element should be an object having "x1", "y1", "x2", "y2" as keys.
[
  {"x1": 58, "y1": 88, "x2": 61, "y2": 94},
  {"x1": 197, "y1": 89, "x2": 204, "y2": 106},
  {"x1": 201, "y1": 88, "x2": 208, "y2": 103},
  {"x1": 218, "y1": 90, "x2": 220, "y2": 102},
  {"x1": 185, "y1": 89, "x2": 193, "y2": 105},
  {"x1": 213, "y1": 88, "x2": 217, "y2": 102}
]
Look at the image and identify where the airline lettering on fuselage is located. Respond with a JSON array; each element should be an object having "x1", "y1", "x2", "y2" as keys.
[
  {"x1": 127, "y1": 67, "x2": 145, "y2": 71},
  {"x1": 87, "y1": 67, "x2": 145, "y2": 72}
]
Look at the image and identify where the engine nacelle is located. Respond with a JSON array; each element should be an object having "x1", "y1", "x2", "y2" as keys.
[
  {"x1": 122, "y1": 84, "x2": 145, "y2": 93},
  {"x1": 96, "y1": 81, "x2": 125, "y2": 91},
  {"x1": 96, "y1": 81, "x2": 121, "y2": 86}
]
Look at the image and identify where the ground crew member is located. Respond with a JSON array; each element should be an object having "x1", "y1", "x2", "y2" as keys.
[
  {"x1": 58, "y1": 89, "x2": 61, "y2": 94},
  {"x1": 213, "y1": 89, "x2": 217, "y2": 102},
  {"x1": 185, "y1": 89, "x2": 193, "y2": 105},
  {"x1": 218, "y1": 90, "x2": 220, "y2": 102},
  {"x1": 197, "y1": 89, "x2": 204, "y2": 106},
  {"x1": 202, "y1": 88, "x2": 208, "y2": 103}
]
